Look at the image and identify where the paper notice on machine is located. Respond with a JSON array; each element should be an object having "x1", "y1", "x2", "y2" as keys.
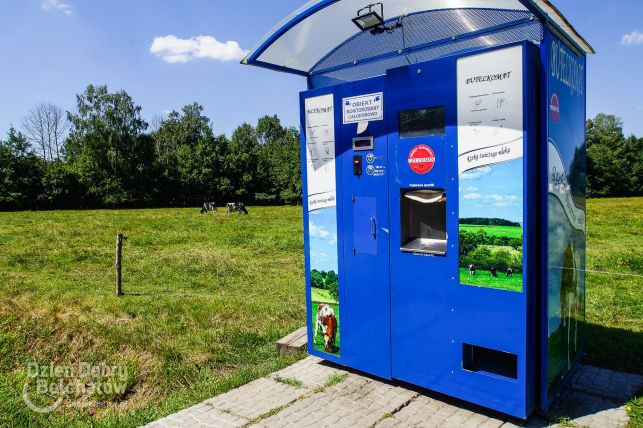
[{"x1": 457, "y1": 45, "x2": 524, "y2": 174}]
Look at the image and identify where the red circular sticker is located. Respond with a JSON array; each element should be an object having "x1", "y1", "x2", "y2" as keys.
[
  {"x1": 550, "y1": 92, "x2": 560, "y2": 123},
  {"x1": 408, "y1": 145, "x2": 435, "y2": 174}
]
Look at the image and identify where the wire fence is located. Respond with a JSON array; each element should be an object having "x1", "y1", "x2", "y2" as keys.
[{"x1": 550, "y1": 266, "x2": 643, "y2": 282}]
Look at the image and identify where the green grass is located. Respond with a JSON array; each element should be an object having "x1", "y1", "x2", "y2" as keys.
[
  {"x1": 584, "y1": 198, "x2": 642, "y2": 375},
  {"x1": 583, "y1": 198, "x2": 642, "y2": 427},
  {"x1": 311, "y1": 287, "x2": 337, "y2": 304},
  {"x1": 324, "y1": 373, "x2": 348, "y2": 388},
  {"x1": 458, "y1": 268, "x2": 524, "y2": 292},
  {"x1": 459, "y1": 224, "x2": 523, "y2": 239},
  {"x1": 0, "y1": 198, "x2": 640, "y2": 426},
  {"x1": 0, "y1": 207, "x2": 306, "y2": 427},
  {"x1": 272, "y1": 375, "x2": 304, "y2": 389}
]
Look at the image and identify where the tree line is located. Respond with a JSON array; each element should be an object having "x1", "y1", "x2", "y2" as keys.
[
  {"x1": 459, "y1": 227, "x2": 523, "y2": 274},
  {"x1": 310, "y1": 269, "x2": 339, "y2": 302},
  {"x1": 0, "y1": 85, "x2": 641, "y2": 211},
  {"x1": 459, "y1": 218, "x2": 521, "y2": 227},
  {"x1": 0, "y1": 84, "x2": 301, "y2": 210},
  {"x1": 585, "y1": 114, "x2": 642, "y2": 198}
]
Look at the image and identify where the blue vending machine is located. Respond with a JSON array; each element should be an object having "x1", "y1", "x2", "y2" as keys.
[{"x1": 243, "y1": 0, "x2": 593, "y2": 419}]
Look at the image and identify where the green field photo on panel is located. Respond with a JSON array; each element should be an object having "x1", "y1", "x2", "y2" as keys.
[
  {"x1": 458, "y1": 159, "x2": 524, "y2": 292},
  {"x1": 309, "y1": 207, "x2": 340, "y2": 356}
]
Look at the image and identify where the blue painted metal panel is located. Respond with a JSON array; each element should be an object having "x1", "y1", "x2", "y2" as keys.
[
  {"x1": 385, "y1": 43, "x2": 537, "y2": 419},
  {"x1": 353, "y1": 197, "x2": 378, "y2": 256},
  {"x1": 337, "y1": 76, "x2": 392, "y2": 380},
  {"x1": 540, "y1": 25, "x2": 587, "y2": 411}
]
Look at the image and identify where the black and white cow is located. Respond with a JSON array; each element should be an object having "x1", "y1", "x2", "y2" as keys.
[
  {"x1": 469, "y1": 264, "x2": 476, "y2": 276},
  {"x1": 200, "y1": 202, "x2": 217, "y2": 215},
  {"x1": 506, "y1": 268, "x2": 513, "y2": 277},
  {"x1": 490, "y1": 267, "x2": 498, "y2": 277},
  {"x1": 226, "y1": 202, "x2": 248, "y2": 215}
]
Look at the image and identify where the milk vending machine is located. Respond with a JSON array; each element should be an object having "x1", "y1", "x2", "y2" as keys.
[{"x1": 243, "y1": 0, "x2": 592, "y2": 419}]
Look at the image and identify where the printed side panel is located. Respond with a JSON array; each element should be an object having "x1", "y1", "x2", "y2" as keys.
[
  {"x1": 545, "y1": 33, "x2": 587, "y2": 401},
  {"x1": 304, "y1": 94, "x2": 341, "y2": 356},
  {"x1": 457, "y1": 44, "x2": 524, "y2": 293}
]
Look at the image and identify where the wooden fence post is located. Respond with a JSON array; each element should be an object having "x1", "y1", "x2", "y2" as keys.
[{"x1": 116, "y1": 233, "x2": 123, "y2": 296}]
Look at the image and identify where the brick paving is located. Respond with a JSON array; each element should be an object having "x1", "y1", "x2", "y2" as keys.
[{"x1": 144, "y1": 357, "x2": 642, "y2": 428}]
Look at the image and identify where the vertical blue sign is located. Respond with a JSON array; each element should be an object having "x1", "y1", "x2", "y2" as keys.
[{"x1": 545, "y1": 32, "x2": 587, "y2": 403}]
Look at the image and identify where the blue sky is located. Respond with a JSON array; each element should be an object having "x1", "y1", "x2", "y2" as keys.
[
  {"x1": 308, "y1": 208, "x2": 339, "y2": 273},
  {"x1": 459, "y1": 160, "x2": 523, "y2": 224},
  {"x1": 0, "y1": 0, "x2": 642, "y2": 138}
]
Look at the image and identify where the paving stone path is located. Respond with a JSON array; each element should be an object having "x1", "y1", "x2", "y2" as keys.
[{"x1": 144, "y1": 357, "x2": 642, "y2": 428}]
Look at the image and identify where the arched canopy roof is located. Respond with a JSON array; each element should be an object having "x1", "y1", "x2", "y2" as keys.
[{"x1": 242, "y1": 0, "x2": 593, "y2": 83}]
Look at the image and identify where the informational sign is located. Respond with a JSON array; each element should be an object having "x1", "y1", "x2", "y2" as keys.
[
  {"x1": 304, "y1": 94, "x2": 341, "y2": 357},
  {"x1": 305, "y1": 94, "x2": 337, "y2": 212},
  {"x1": 457, "y1": 45, "x2": 524, "y2": 174},
  {"x1": 407, "y1": 145, "x2": 436, "y2": 175},
  {"x1": 342, "y1": 92, "x2": 383, "y2": 124},
  {"x1": 457, "y1": 45, "x2": 525, "y2": 293}
]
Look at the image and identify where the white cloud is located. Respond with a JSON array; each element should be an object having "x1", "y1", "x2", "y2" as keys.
[
  {"x1": 41, "y1": 0, "x2": 74, "y2": 16},
  {"x1": 621, "y1": 31, "x2": 643, "y2": 45},
  {"x1": 460, "y1": 166, "x2": 492, "y2": 180},
  {"x1": 494, "y1": 202, "x2": 513, "y2": 207},
  {"x1": 465, "y1": 187, "x2": 479, "y2": 192},
  {"x1": 310, "y1": 250, "x2": 330, "y2": 263},
  {"x1": 309, "y1": 221, "x2": 338, "y2": 245},
  {"x1": 150, "y1": 35, "x2": 248, "y2": 63},
  {"x1": 464, "y1": 193, "x2": 482, "y2": 200},
  {"x1": 486, "y1": 194, "x2": 521, "y2": 202},
  {"x1": 309, "y1": 221, "x2": 330, "y2": 239}
]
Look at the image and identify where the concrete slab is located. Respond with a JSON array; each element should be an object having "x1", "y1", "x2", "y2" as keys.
[{"x1": 143, "y1": 357, "x2": 642, "y2": 428}]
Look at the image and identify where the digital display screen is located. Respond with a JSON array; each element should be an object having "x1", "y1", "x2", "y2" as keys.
[
  {"x1": 352, "y1": 136, "x2": 374, "y2": 151},
  {"x1": 354, "y1": 138, "x2": 372, "y2": 148},
  {"x1": 399, "y1": 106, "x2": 445, "y2": 139}
]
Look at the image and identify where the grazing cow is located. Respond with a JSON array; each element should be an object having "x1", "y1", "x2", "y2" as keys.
[
  {"x1": 468, "y1": 264, "x2": 476, "y2": 276},
  {"x1": 314, "y1": 304, "x2": 338, "y2": 353},
  {"x1": 490, "y1": 267, "x2": 498, "y2": 277},
  {"x1": 226, "y1": 202, "x2": 249, "y2": 215},
  {"x1": 200, "y1": 202, "x2": 217, "y2": 215},
  {"x1": 506, "y1": 268, "x2": 513, "y2": 277}
]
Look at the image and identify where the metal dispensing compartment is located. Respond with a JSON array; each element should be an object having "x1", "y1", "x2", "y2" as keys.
[{"x1": 243, "y1": 0, "x2": 593, "y2": 419}]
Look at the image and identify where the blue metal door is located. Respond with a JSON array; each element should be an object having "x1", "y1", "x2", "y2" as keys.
[
  {"x1": 386, "y1": 44, "x2": 537, "y2": 419},
  {"x1": 353, "y1": 197, "x2": 378, "y2": 256},
  {"x1": 386, "y1": 54, "x2": 459, "y2": 391},
  {"x1": 339, "y1": 77, "x2": 392, "y2": 380}
]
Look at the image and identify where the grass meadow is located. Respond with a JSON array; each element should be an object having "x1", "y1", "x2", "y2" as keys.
[
  {"x1": 0, "y1": 207, "x2": 306, "y2": 427},
  {"x1": 459, "y1": 223, "x2": 524, "y2": 291},
  {"x1": 459, "y1": 224, "x2": 523, "y2": 239},
  {"x1": 0, "y1": 198, "x2": 640, "y2": 426},
  {"x1": 458, "y1": 268, "x2": 523, "y2": 292}
]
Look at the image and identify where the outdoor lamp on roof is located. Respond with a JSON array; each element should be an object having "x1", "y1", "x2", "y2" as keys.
[{"x1": 352, "y1": 3, "x2": 385, "y2": 31}]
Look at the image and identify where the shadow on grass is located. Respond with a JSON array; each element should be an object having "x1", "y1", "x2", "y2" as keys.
[{"x1": 585, "y1": 322, "x2": 643, "y2": 374}]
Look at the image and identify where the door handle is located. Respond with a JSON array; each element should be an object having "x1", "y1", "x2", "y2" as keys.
[{"x1": 370, "y1": 217, "x2": 377, "y2": 240}]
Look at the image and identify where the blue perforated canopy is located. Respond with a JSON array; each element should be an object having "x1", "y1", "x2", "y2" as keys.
[{"x1": 242, "y1": 0, "x2": 593, "y2": 87}]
